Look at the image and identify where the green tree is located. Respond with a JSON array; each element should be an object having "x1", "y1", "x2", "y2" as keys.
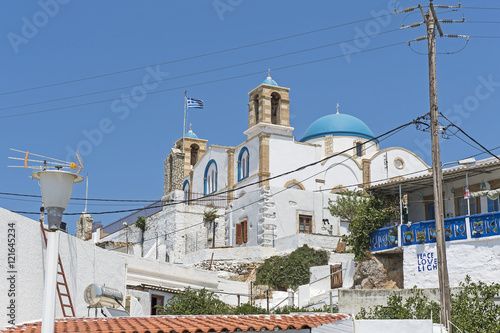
[
  {"x1": 357, "y1": 276, "x2": 500, "y2": 332},
  {"x1": 156, "y1": 288, "x2": 232, "y2": 315},
  {"x1": 203, "y1": 206, "x2": 219, "y2": 247},
  {"x1": 135, "y1": 216, "x2": 146, "y2": 256},
  {"x1": 327, "y1": 190, "x2": 398, "y2": 260},
  {"x1": 451, "y1": 276, "x2": 500, "y2": 332},
  {"x1": 255, "y1": 245, "x2": 328, "y2": 290}
]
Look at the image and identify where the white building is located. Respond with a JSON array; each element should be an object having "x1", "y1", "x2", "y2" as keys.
[{"x1": 155, "y1": 74, "x2": 430, "y2": 256}]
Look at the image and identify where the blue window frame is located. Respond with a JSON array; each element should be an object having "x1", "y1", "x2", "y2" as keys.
[
  {"x1": 488, "y1": 198, "x2": 499, "y2": 212},
  {"x1": 204, "y1": 159, "x2": 218, "y2": 195},
  {"x1": 238, "y1": 147, "x2": 250, "y2": 181}
]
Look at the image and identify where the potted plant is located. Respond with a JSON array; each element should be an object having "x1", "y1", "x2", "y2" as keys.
[
  {"x1": 417, "y1": 231, "x2": 426, "y2": 243},
  {"x1": 404, "y1": 230, "x2": 413, "y2": 241},
  {"x1": 389, "y1": 225, "x2": 398, "y2": 243}
]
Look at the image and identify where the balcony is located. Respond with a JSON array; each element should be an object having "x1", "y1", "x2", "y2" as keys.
[{"x1": 370, "y1": 211, "x2": 500, "y2": 252}]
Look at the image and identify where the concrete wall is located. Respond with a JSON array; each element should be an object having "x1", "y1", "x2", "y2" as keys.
[
  {"x1": 0, "y1": 208, "x2": 126, "y2": 329},
  {"x1": 370, "y1": 148, "x2": 429, "y2": 186},
  {"x1": 404, "y1": 236, "x2": 500, "y2": 289},
  {"x1": 338, "y1": 288, "x2": 447, "y2": 316},
  {"x1": 183, "y1": 245, "x2": 276, "y2": 265},
  {"x1": 354, "y1": 320, "x2": 433, "y2": 333}
]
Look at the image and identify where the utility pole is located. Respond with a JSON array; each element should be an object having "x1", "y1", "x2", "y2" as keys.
[
  {"x1": 422, "y1": 2, "x2": 452, "y2": 331},
  {"x1": 398, "y1": 1, "x2": 467, "y2": 331}
]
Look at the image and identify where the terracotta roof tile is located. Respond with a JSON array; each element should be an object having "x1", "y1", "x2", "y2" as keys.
[{"x1": 2, "y1": 314, "x2": 350, "y2": 333}]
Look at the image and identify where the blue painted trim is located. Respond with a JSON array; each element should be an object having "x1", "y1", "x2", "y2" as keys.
[
  {"x1": 204, "y1": 159, "x2": 218, "y2": 195},
  {"x1": 238, "y1": 147, "x2": 250, "y2": 182},
  {"x1": 182, "y1": 180, "x2": 190, "y2": 191},
  {"x1": 300, "y1": 131, "x2": 379, "y2": 143}
]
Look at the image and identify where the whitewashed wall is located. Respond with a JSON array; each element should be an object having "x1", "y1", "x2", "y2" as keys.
[
  {"x1": 233, "y1": 136, "x2": 259, "y2": 184},
  {"x1": 227, "y1": 186, "x2": 343, "y2": 248},
  {"x1": 370, "y1": 148, "x2": 429, "y2": 186},
  {"x1": 191, "y1": 146, "x2": 229, "y2": 194},
  {"x1": 404, "y1": 237, "x2": 500, "y2": 288},
  {"x1": 0, "y1": 208, "x2": 126, "y2": 329},
  {"x1": 99, "y1": 191, "x2": 225, "y2": 264}
]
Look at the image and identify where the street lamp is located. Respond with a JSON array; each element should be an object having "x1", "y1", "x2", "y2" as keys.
[{"x1": 32, "y1": 169, "x2": 83, "y2": 333}]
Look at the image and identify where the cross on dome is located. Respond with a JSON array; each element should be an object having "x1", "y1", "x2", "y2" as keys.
[{"x1": 336, "y1": 103, "x2": 340, "y2": 114}]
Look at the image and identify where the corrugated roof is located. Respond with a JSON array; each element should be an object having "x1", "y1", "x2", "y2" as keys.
[
  {"x1": 2, "y1": 314, "x2": 350, "y2": 333},
  {"x1": 367, "y1": 155, "x2": 500, "y2": 195}
]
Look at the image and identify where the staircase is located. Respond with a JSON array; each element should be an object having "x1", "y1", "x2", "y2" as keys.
[{"x1": 40, "y1": 222, "x2": 76, "y2": 318}]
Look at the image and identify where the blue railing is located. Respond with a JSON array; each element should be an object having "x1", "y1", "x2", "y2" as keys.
[{"x1": 370, "y1": 211, "x2": 500, "y2": 251}]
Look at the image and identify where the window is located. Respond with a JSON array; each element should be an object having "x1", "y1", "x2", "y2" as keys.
[
  {"x1": 238, "y1": 147, "x2": 250, "y2": 181},
  {"x1": 488, "y1": 198, "x2": 499, "y2": 212},
  {"x1": 204, "y1": 160, "x2": 218, "y2": 195},
  {"x1": 150, "y1": 294, "x2": 164, "y2": 315},
  {"x1": 355, "y1": 142, "x2": 363, "y2": 157},
  {"x1": 299, "y1": 215, "x2": 312, "y2": 233},
  {"x1": 190, "y1": 144, "x2": 199, "y2": 166},
  {"x1": 457, "y1": 197, "x2": 480, "y2": 216},
  {"x1": 183, "y1": 180, "x2": 190, "y2": 203},
  {"x1": 235, "y1": 219, "x2": 248, "y2": 245},
  {"x1": 271, "y1": 92, "x2": 281, "y2": 125},
  {"x1": 254, "y1": 95, "x2": 259, "y2": 124}
]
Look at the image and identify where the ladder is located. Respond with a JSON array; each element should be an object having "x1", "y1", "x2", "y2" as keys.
[{"x1": 40, "y1": 222, "x2": 76, "y2": 318}]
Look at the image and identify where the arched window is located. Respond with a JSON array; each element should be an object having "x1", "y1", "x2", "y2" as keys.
[
  {"x1": 253, "y1": 95, "x2": 259, "y2": 124},
  {"x1": 284, "y1": 179, "x2": 305, "y2": 190},
  {"x1": 183, "y1": 180, "x2": 190, "y2": 203},
  {"x1": 238, "y1": 147, "x2": 250, "y2": 181},
  {"x1": 271, "y1": 92, "x2": 281, "y2": 125},
  {"x1": 204, "y1": 159, "x2": 218, "y2": 195},
  {"x1": 190, "y1": 144, "x2": 199, "y2": 166}
]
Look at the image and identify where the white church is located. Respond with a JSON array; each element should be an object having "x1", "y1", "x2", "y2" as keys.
[{"x1": 106, "y1": 73, "x2": 431, "y2": 262}]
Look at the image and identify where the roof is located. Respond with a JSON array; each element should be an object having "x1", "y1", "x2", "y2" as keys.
[
  {"x1": 185, "y1": 129, "x2": 198, "y2": 139},
  {"x1": 261, "y1": 75, "x2": 278, "y2": 86},
  {"x1": 300, "y1": 113, "x2": 378, "y2": 143},
  {"x1": 367, "y1": 155, "x2": 500, "y2": 195},
  {"x1": 3, "y1": 314, "x2": 350, "y2": 333}
]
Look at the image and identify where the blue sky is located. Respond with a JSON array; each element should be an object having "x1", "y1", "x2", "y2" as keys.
[{"x1": 1, "y1": 1, "x2": 500, "y2": 234}]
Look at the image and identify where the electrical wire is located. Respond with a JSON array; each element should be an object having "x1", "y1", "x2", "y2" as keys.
[
  {"x1": 0, "y1": 41, "x2": 408, "y2": 120},
  {"x1": 0, "y1": 29, "x2": 402, "y2": 112},
  {"x1": 440, "y1": 112, "x2": 500, "y2": 162},
  {"x1": 10, "y1": 117, "x2": 418, "y2": 216},
  {"x1": 0, "y1": 13, "x2": 396, "y2": 97}
]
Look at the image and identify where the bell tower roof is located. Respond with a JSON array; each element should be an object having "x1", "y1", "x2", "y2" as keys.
[{"x1": 261, "y1": 69, "x2": 278, "y2": 86}]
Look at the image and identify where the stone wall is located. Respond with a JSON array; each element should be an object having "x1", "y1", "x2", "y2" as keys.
[{"x1": 164, "y1": 148, "x2": 185, "y2": 195}]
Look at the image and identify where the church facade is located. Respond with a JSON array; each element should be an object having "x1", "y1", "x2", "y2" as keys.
[{"x1": 160, "y1": 74, "x2": 430, "y2": 254}]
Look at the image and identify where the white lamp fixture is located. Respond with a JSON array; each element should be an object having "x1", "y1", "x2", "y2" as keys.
[
  {"x1": 32, "y1": 169, "x2": 83, "y2": 333},
  {"x1": 32, "y1": 170, "x2": 84, "y2": 230}
]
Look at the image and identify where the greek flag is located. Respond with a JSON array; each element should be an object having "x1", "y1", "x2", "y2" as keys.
[{"x1": 187, "y1": 97, "x2": 204, "y2": 109}]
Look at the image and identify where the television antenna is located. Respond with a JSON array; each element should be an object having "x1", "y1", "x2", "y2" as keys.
[{"x1": 8, "y1": 148, "x2": 83, "y2": 174}]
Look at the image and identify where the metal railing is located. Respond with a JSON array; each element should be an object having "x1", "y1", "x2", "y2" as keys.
[
  {"x1": 371, "y1": 211, "x2": 500, "y2": 251},
  {"x1": 186, "y1": 192, "x2": 228, "y2": 208}
]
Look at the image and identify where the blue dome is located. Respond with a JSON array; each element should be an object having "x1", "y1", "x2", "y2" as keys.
[
  {"x1": 300, "y1": 113, "x2": 378, "y2": 143},
  {"x1": 261, "y1": 76, "x2": 278, "y2": 86},
  {"x1": 185, "y1": 129, "x2": 198, "y2": 139}
]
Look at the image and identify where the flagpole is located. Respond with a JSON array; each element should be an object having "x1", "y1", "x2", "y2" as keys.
[{"x1": 183, "y1": 91, "x2": 187, "y2": 152}]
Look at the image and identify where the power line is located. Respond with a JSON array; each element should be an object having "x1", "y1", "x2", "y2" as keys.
[
  {"x1": 0, "y1": 29, "x2": 402, "y2": 112},
  {"x1": 10, "y1": 117, "x2": 418, "y2": 217},
  {"x1": 440, "y1": 112, "x2": 500, "y2": 161},
  {"x1": 0, "y1": 41, "x2": 407, "y2": 120},
  {"x1": 0, "y1": 13, "x2": 396, "y2": 97}
]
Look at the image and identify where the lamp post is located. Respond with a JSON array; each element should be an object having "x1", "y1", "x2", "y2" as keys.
[
  {"x1": 459, "y1": 158, "x2": 476, "y2": 216},
  {"x1": 123, "y1": 222, "x2": 129, "y2": 254},
  {"x1": 442, "y1": 157, "x2": 476, "y2": 216},
  {"x1": 32, "y1": 169, "x2": 83, "y2": 333}
]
